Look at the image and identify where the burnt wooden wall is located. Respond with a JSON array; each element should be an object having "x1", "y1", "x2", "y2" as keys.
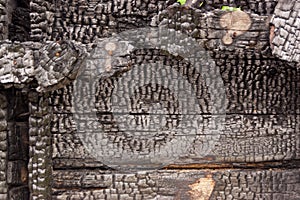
[
  {"x1": 6, "y1": 90, "x2": 29, "y2": 200},
  {"x1": 0, "y1": 0, "x2": 299, "y2": 199}
]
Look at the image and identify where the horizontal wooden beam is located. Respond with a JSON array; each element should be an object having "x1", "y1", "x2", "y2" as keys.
[{"x1": 52, "y1": 169, "x2": 300, "y2": 200}]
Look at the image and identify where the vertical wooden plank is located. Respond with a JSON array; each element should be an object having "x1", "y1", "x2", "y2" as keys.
[
  {"x1": 0, "y1": 91, "x2": 7, "y2": 199},
  {"x1": 6, "y1": 90, "x2": 30, "y2": 200},
  {"x1": 28, "y1": 91, "x2": 52, "y2": 200}
]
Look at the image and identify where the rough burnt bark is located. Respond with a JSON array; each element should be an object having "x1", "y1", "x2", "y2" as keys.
[
  {"x1": 270, "y1": 0, "x2": 300, "y2": 63},
  {"x1": 28, "y1": 91, "x2": 52, "y2": 200},
  {"x1": 0, "y1": 0, "x2": 299, "y2": 199},
  {"x1": 50, "y1": 49, "x2": 300, "y2": 168},
  {"x1": 47, "y1": 1, "x2": 300, "y2": 198},
  {"x1": 0, "y1": 41, "x2": 86, "y2": 91}
]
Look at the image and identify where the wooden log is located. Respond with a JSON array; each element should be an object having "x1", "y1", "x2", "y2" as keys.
[
  {"x1": 0, "y1": 0, "x2": 299, "y2": 199},
  {"x1": 50, "y1": 48, "x2": 299, "y2": 169},
  {"x1": 0, "y1": 41, "x2": 86, "y2": 91},
  {"x1": 48, "y1": 2, "x2": 299, "y2": 170},
  {"x1": 52, "y1": 169, "x2": 300, "y2": 200}
]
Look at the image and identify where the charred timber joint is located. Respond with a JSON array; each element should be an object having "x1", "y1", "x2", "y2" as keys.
[
  {"x1": 165, "y1": 160, "x2": 300, "y2": 170},
  {"x1": 0, "y1": 40, "x2": 87, "y2": 92}
]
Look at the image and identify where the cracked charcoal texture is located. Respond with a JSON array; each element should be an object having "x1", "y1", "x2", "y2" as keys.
[
  {"x1": 48, "y1": 0, "x2": 300, "y2": 198},
  {"x1": 52, "y1": 169, "x2": 300, "y2": 200},
  {"x1": 0, "y1": 0, "x2": 7, "y2": 40},
  {"x1": 185, "y1": 0, "x2": 278, "y2": 15},
  {"x1": 32, "y1": 0, "x2": 175, "y2": 43},
  {"x1": 0, "y1": 0, "x2": 300, "y2": 199},
  {"x1": 51, "y1": 49, "x2": 300, "y2": 167},
  {"x1": 0, "y1": 41, "x2": 86, "y2": 91},
  {"x1": 6, "y1": 90, "x2": 30, "y2": 200},
  {"x1": 28, "y1": 91, "x2": 52, "y2": 200},
  {"x1": 270, "y1": 0, "x2": 300, "y2": 63},
  {"x1": 0, "y1": 91, "x2": 7, "y2": 199}
]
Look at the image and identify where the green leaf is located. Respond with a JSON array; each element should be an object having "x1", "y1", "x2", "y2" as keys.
[
  {"x1": 221, "y1": 6, "x2": 241, "y2": 11},
  {"x1": 177, "y1": 0, "x2": 187, "y2": 5}
]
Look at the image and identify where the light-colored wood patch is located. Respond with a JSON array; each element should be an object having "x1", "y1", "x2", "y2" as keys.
[
  {"x1": 21, "y1": 166, "x2": 28, "y2": 183},
  {"x1": 188, "y1": 174, "x2": 215, "y2": 200},
  {"x1": 220, "y1": 11, "x2": 252, "y2": 45},
  {"x1": 269, "y1": 24, "x2": 275, "y2": 49}
]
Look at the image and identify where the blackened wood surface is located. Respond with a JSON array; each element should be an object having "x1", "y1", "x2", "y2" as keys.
[
  {"x1": 28, "y1": 91, "x2": 52, "y2": 199},
  {"x1": 6, "y1": 90, "x2": 29, "y2": 200},
  {"x1": 0, "y1": 91, "x2": 8, "y2": 199},
  {"x1": 51, "y1": 50, "x2": 300, "y2": 167},
  {"x1": 0, "y1": 0, "x2": 299, "y2": 199},
  {"x1": 52, "y1": 169, "x2": 300, "y2": 199},
  {"x1": 47, "y1": 1, "x2": 300, "y2": 198}
]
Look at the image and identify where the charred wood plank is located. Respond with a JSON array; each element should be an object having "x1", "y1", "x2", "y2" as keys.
[{"x1": 52, "y1": 169, "x2": 300, "y2": 200}]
